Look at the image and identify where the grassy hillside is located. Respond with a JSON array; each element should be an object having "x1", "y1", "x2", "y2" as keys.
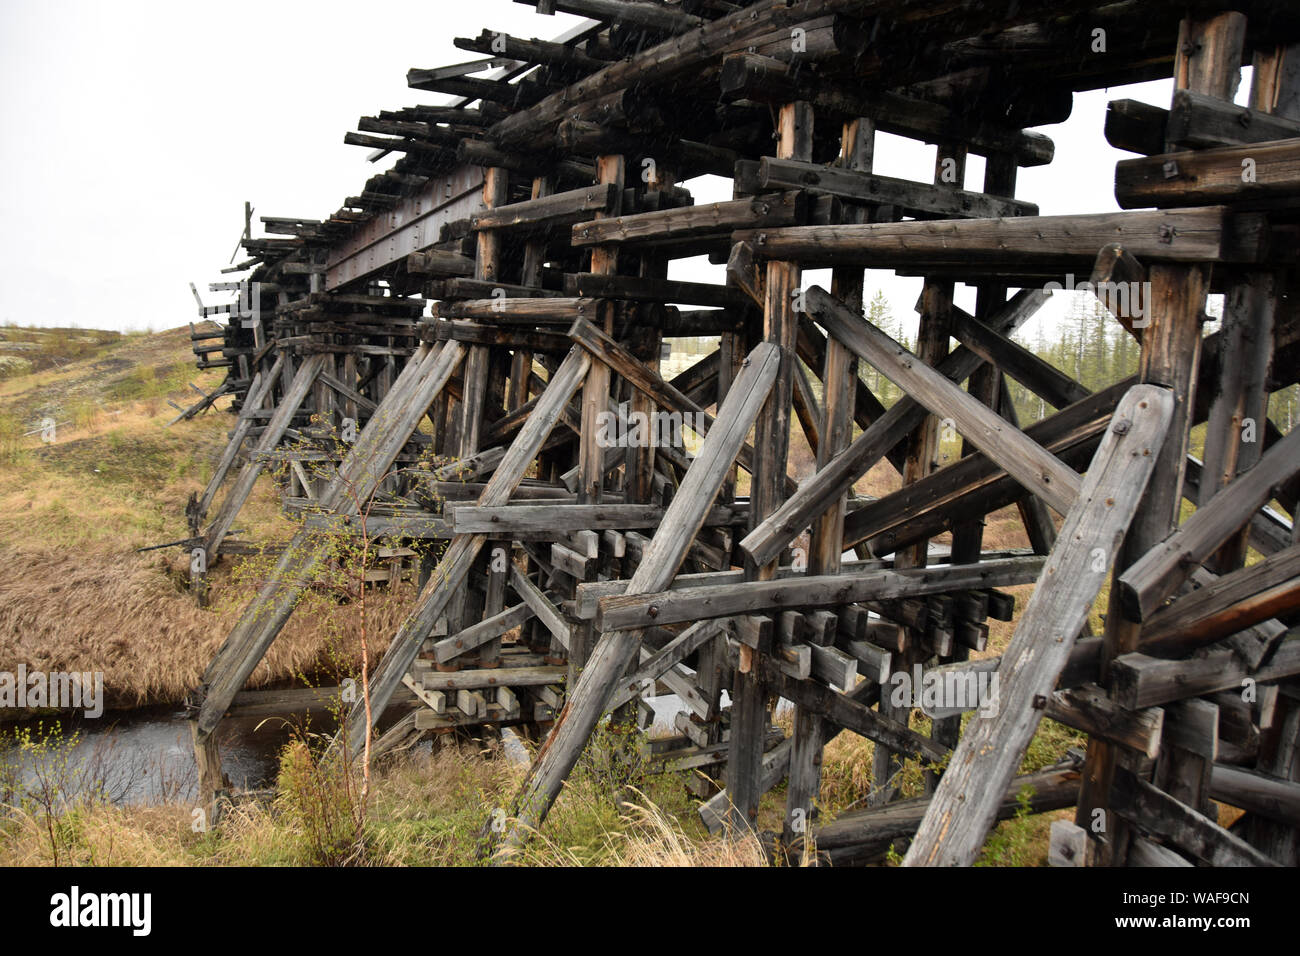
[{"x1": 0, "y1": 324, "x2": 414, "y2": 712}]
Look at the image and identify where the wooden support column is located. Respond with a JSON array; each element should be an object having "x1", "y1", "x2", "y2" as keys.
[
  {"x1": 1078, "y1": 11, "x2": 1242, "y2": 865},
  {"x1": 513, "y1": 173, "x2": 553, "y2": 670},
  {"x1": 1200, "y1": 46, "x2": 1296, "y2": 571},
  {"x1": 930, "y1": 153, "x2": 1018, "y2": 767},
  {"x1": 569, "y1": 155, "x2": 625, "y2": 682},
  {"x1": 449, "y1": 167, "x2": 508, "y2": 641},
  {"x1": 873, "y1": 141, "x2": 965, "y2": 806},
  {"x1": 727, "y1": 99, "x2": 811, "y2": 832},
  {"x1": 577, "y1": 155, "x2": 625, "y2": 507},
  {"x1": 785, "y1": 115, "x2": 869, "y2": 847}
]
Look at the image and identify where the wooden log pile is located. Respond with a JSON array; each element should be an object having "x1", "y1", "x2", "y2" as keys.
[{"x1": 184, "y1": 0, "x2": 1300, "y2": 866}]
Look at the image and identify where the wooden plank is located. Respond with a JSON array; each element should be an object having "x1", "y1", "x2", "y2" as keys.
[
  {"x1": 445, "y1": 502, "x2": 738, "y2": 535},
  {"x1": 905, "y1": 384, "x2": 1175, "y2": 867},
  {"x1": 756, "y1": 156, "x2": 1037, "y2": 219},
  {"x1": 1209, "y1": 763, "x2": 1300, "y2": 824},
  {"x1": 596, "y1": 555, "x2": 1044, "y2": 631},
  {"x1": 470, "y1": 183, "x2": 617, "y2": 231},
  {"x1": 572, "y1": 191, "x2": 807, "y2": 246},
  {"x1": 1115, "y1": 137, "x2": 1300, "y2": 208},
  {"x1": 1139, "y1": 544, "x2": 1300, "y2": 654},
  {"x1": 951, "y1": 311, "x2": 1091, "y2": 410},
  {"x1": 1112, "y1": 634, "x2": 1300, "y2": 710},
  {"x1": 734, "y1": 208, "x2": 1232, "y2": 268},
  {"x1": 607, "y1": 619, "x2": 727, "y2": 711},
  {"x1": 509, "y1": 565, "x2": 571, "y2": 650},
  {"x1": 431, "y1": 602, "x2": 533, "y2": 664}
]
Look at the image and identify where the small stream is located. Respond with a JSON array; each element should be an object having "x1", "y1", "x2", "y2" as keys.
[{"x1": 1, "y1": 707, "x2": 303, "y2": 807}]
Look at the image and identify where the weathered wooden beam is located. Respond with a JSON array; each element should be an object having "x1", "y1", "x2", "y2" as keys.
[
  {"x1": 606, "y1": 619, "x2": 728, "y2": 712},
  {"x1": 735, "y1": 208, "x2": 1234, "y2": 268},
  {"x1": 1118, "y1": 424, "x2": 1300, "y2": 620},
  {"x1": 757, "y1": 156, "x2": 1037, "y2": 219},
  {"x1": 1115, "y1": 137, "x2": 1300, "y2": 208},
  {"x1": 447, "y1": 502, "x2": 740, "y2": 535},
  {"x1": 845, "y1": 379, "x2": 1130, "y2": 555},
  {"x1": 951, "y1": 311, "x2": 1092, "y2": 410},
  {"x1": 470, "y1": 183, "x2": 617, "y2": 231},
  {"x1": 596, "y1": 555, "x2": 1044, "y2": 631},
  {"x1": 1139, "y1": 545, "x2": 1300, "y2": 654},
  {"x1": 1112, "y1": 633, "x2": 1300, "y2": 710},
  {"x1": 1209, "y1": 763, "x2": 1300, "y2": 825},
  {"x1": 740, "y1": 288, "x2": 1046, "y2": 568},
  {"x1": 432, "y1": 602, "x2": 534, "y2": 664},
  {"x1": 1110, "y1": 768, "x2": 1279, "y2": 867},
  {"x1": 562, "y1": 273, "x2": 750, "y2": 309},
  {"x1": 719, "y1": 52, "x2": 1056, "y2": 167},
  {"x1": 905, "y1": 384, "x2": 1175, "y2": 867},
  {"x1": 572, "y1": 190, "x2": 807, "y2": 246},
  {"x1": 808, "y1": 284, "x2": 1081, "y2": 517}
]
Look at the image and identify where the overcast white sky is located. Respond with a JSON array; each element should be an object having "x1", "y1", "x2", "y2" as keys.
[{"x1": 0, "y1": 1, "x2": 1229, "y2": 341}]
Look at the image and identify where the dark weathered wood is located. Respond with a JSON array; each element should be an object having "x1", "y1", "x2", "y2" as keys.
[
  {"x1": 1138, "y1": 545, "x2": 1300, "y2": 654},
  {"x1": 1118, "y1": 424, "x2": 1300, "y2": 620},
  {"x1": 1112, "y1": 633, "x2": 1300, "y2": 709},
  {"x1": 470, "y1": 183, "x2": 617, "y2": 231},
  {"x1": 735, "y1": 208, "x2": 1234, "y2": 268},
  {"x1": 1116, "y1": 138, "x2": 1300, "y2": 208},
  {"x1": 572, "y1": 190, "x2": 807, "y2": 246},
  {"x1": 756, "y1": 157, "x2": 1037, "y2": 219},
  {"x1": 905, "y1": 385, "x2": 1174, "y2": 867},
  {"x1": 597, "y1": 555, "x2": 1044, "y2": 631},
  {"x1": 1110, "y1": 768, "x2": 1279, "y2": 867}
]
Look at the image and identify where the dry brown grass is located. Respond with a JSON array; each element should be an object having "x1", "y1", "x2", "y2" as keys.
[{"x1": 0, "y1": 544, "x2": 423, "y2": 709}]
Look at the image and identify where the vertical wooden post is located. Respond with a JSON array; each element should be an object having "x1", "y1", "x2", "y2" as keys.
[
  {"x1": 872, "y1": 141, "x2": 965, "y2": 805},
  {"x1": 569, "y1": 155, "x2": 625, "y2": 683},
  {"x1": 449, "y1": 167, "x2": 508, "y2": 640},
  {"x1": 727, "y1": 99, "x2": 811, "y2": 831},
  {"x1": 784, "y1": 115, "x2": 870, "y2": 846},
  {"x1": 930, "y1": 153, "x2": 1019, "y2": 765},
  {"x1": 1077, "y1": 13, "x2": 1243, "y2": 864}
]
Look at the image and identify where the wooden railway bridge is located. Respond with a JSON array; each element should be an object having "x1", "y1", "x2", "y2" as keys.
[{"x1": 183, "y1": 0, "x2": 1300, "y2": 866}]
